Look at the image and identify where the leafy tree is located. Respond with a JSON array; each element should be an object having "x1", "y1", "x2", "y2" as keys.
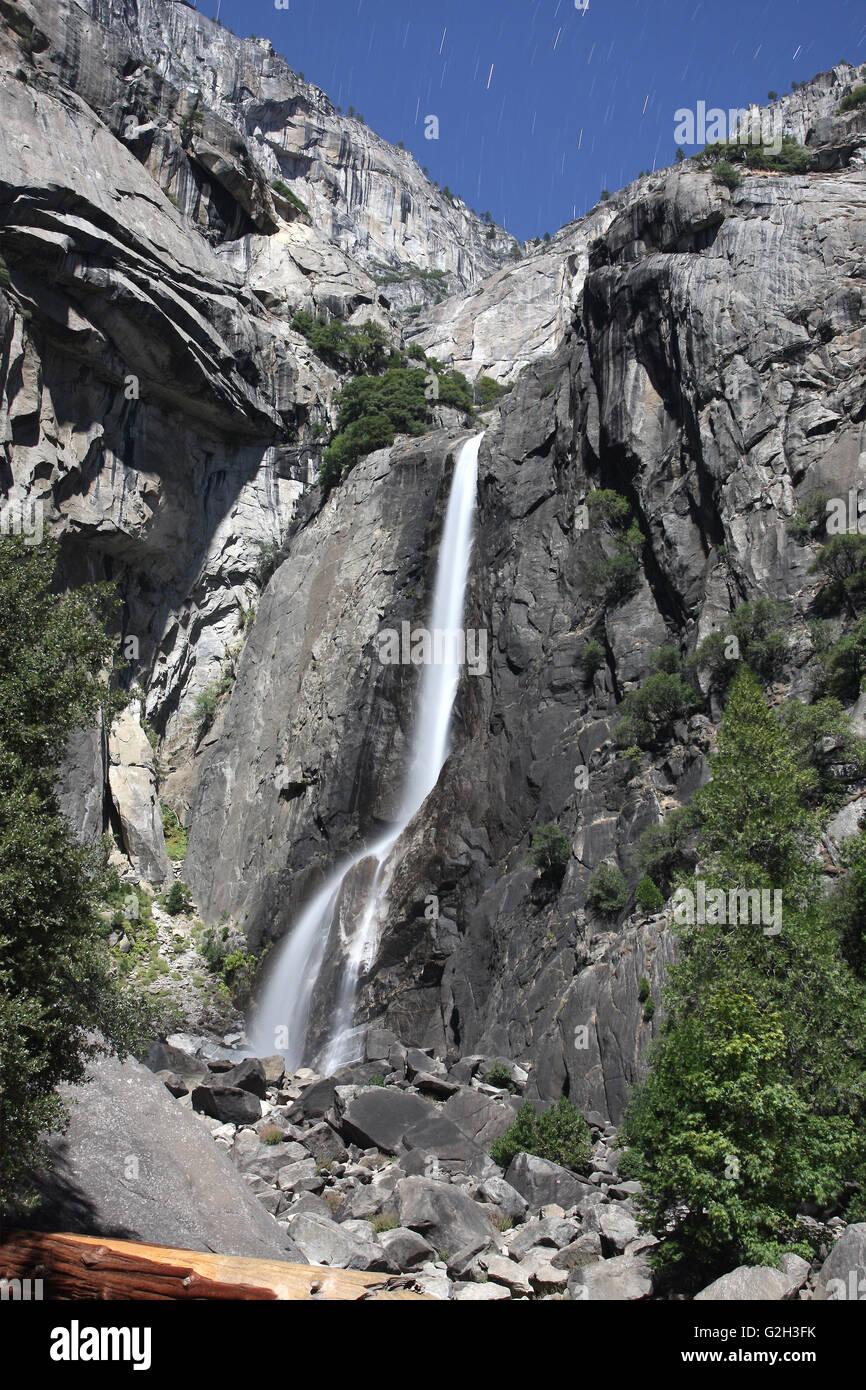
[
  {"x1": 621, "y1": 668, "x2": 866, "y2": 1286},
  {"x1": 163, "y1": 881, "x2": 194, "y2": 916},
  {"x1": 586, "y1": 488, "x2": 631, "y2": 527},
  {"x1": 586, "y1": 864, "x2": 628, "y2": 917},
  {"x1": 632, "y1": 806, "x2": 696, "y2": 894},
  {"x1": 839, "y1": 85, "x2": 866, "y2": 113},
  {"x1": 819, "y1": 615, "x2": 866, "y2": 701},
  {"x1": 824, "y1": 831, "x2": 866, "y2": 979},
  {"x1": 587, "y1": 519, "x2": 645, "y2": 605},
  {"x1": 582, "y1": 637, "x2": 606, "y2": 676},
  {"x1": 436, "y1": 369, "x2": 474, "y2": 412},
  {"x1": 787, "y1": 491, "x2": 829, "y2": 541},
  {"x1": 0, "y1": 538, "x2": 149, "y2": 1203}
]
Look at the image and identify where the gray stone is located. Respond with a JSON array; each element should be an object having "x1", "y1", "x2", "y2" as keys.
[
  {"x1": 191, "y1": 1085, "x2": 262, "y2": 1126},
  {"x1": 285, "y1": 1212, "x2": 393, "y2": 1272},
  {"x1": 395, "y1": 1177, "x2": 497, "y2": 1261},
  {"x1": 694, "y1": 1266, "x2": 802, "y2": 1301},
  {"x1": 338, "y1": 1088, "x2": 435, "y2": 1154},
  {"x1": 19, "y1": 1053, "x2": 301, "y2": 1261},
  {"x1": 815, "y1": 1224, "x2": 866, "y2": 1300},
  {"x1": 568, "y1": 1254, "x2": 653, "y2": 1302},
  {"x1": 377, "y1": 1226, "x2": 437, "y2": 1272},
  {"x1": 504, "y1": 1153, "x2": 589, "y2": 1212}
]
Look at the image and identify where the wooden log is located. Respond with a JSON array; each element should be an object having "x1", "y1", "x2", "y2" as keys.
[{"x1": 0, "y1": 1229, "x2": 433, "y2": 1301}]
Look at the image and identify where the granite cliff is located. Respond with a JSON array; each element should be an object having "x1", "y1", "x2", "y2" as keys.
[{"x1": 2, "y1": 0, "x2": 866, "y2": 1122}]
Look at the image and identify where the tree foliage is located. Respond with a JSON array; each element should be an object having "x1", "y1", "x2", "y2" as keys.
[
  {"x1": 0, "y1": 538, "x2": 149, "y2": 1203},
  {"x1": 621, "y1": 668, "x2": 866, "y2": 1287}
]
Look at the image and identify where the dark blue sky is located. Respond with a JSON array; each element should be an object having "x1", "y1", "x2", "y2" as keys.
[{"x1": 209, "y1": 0, "x2": 864, "y2": 240}]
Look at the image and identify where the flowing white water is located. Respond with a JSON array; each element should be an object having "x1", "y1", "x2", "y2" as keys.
[{"x1": 250, "y1": 432, "x2": 484, "y2": 1069}]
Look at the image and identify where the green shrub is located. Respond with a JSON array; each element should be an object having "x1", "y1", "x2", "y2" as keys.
[
  {"x1": 638, "y1": 976, "x2": 651, "y2": 1003},
  {"x1": 620, "y1": 744, "x2": 644, "y2": 775},
  {"x1": 370, "y1": 1211, "x2": 398, "y2": 1232},
  {"x1": 193, "y1": 683, "x2": 222, "y2": 740},
  {"x1": 436, "y1": 369, "x2": 475, "y2": 412},
  {"x1": 582, "y1": 637, "x2": 606, "y2": 676},
  {"x1": 586, "y1": 489, "x2": 631, "y2": 527},
  {"x1": 476, "y1": 375, "x2": 504, "y2": 407},
  {"x1": 778, "y1": 698, "x2": 866, "y2": 809},
  {"x1": 642, "y1": 997, "x2": 656, "y2": 1022},
  {"x1": 635, "y1": 876, "x2": 664, "y2": 913},
  {"x1": 819, "y1": 616, "x2": 866, "y2": 701},
  {"x1": 787, "y1": 492, "x2": 829, "y2": 542},
  {"x1": 692, "y1": 599, "x2": 789, "y2": 690},
  {"x1": 529, "y1": 823, "x2": 571, "y2": 880},
  {"x1": 163, "y1": 881, "x2": 194, "y2": 916},
  {"x1": 713, "y1": 161, "x2": 742, "y2": 190},
  {"x1": 632, "y1": 806, "x2": 696, "y2": 894},
  {"x1": 271, "y1": 180, "x2": 309, "y2": 218},
  {"x1": 615, "y1": 671, "x2": 701, "y2": 749},
  {"x1": 810, "y1": 535, "x2": 866, "y2": 616},
  {"x1": 587, "y1": 519, "x2": 645, "y2": 606},
  {"x1": 368, "y1": 1072, "x2": 385, "y2": 1087},
  {"x1": 586, "y1": 864, "x2": 628, "y2": 917},
  {"x1": 839, "y1": 85, "x2": 866, "y2": 113},
  {"x1": 161, "y1": 805, "x2": 188, "y2": 862},
  {"x1": 484, "y1": 1062, "x2": 517, "y2": 1092},
  {"x1": 490, "y1": 1097, "x2": 591, "y2": 1172},
  {"x1": 291, "y1": 311, "x2": 388, "y2": 375},
  {"x1": 253, "y1": 540, "x2": 282, "y2": 588},
  {"x1": 259, "y1": 1123, "x2": 284, "y2": 1145}
]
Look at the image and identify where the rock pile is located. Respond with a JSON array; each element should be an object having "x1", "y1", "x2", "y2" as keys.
[
  {"x1": 146, "y1": 1027, "x2": 658, "y2": 1300},
  {"x1": 146, "y1": 1028, "x2": 865, "y2": 1301}
]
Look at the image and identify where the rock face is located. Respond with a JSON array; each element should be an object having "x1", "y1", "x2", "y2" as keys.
[
  {"x1": 3, "y1": 0, "x2": 866, "y2": 1124},
  {"x1": 107, "y1": 705, "x2": 171, "y2": 884}
]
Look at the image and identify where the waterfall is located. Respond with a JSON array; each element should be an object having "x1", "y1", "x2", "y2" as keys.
[{"x1": 249, "y1": 432, "x2": 484, "y2": 1070}]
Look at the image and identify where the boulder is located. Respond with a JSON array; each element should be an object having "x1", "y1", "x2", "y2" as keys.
[
  {"x1": 19, "y1": 1053, "x2": 301, "y2": 1261},
  {"x1": 477, "y1": 1175, "x2": 529, "y2": 1221},
  {"x1": 395, "y1": 1177, "x2": 497, "y2": 1261},
  {"x1": 191, "y1": 1084, "x2": 262, "y2": 1126},
  {"x1": 814, "y1": 1224, "x2": 866, "y2": 1300},
  {"x1": 568, "y1": 1254, "x2": 652, "y2": 1302},
  {"x1": 301, "y1": 1121, "x2": 349, "y2": 1166},
  {"x1": 219, "y1": 1058, "x2": 268, "y2": 1099},
  {"x1": 442, "y1": 1089, "x2": 521, "y2": 1147},
  {"x1": 338, "y1": 1088, "x2": 434, "y2": 1154},
  {"x1": 285, "y1": 1211, "x2": 393, "y2": 1271},
  {"x1": 483, "y1": 1253, "x2": 533, "y2": 1297},
  {"x1": 589, "y1": 1204, "x2": 640, "y2": 1254},
  {"x1": 144, "y1": 1041, "x2": 207, "y2": 1083},
  {"x1": 377, "y1": 1226, "x2": 437, "y2": 1272},
  {"x1": 694, "y1": 1264, "x2": 804, "y2": 1301},
  {"x1": 504, "y1": 1152, "x2": 589, "y2": 1212},
  {"x1": 453, "y1": 1281, "x2": 511, "y2": 1300}
]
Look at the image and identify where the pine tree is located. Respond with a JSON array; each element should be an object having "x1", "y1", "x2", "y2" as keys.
[{"x1": 621, "y1": 667, "x2": 866, "y2": 1287}]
